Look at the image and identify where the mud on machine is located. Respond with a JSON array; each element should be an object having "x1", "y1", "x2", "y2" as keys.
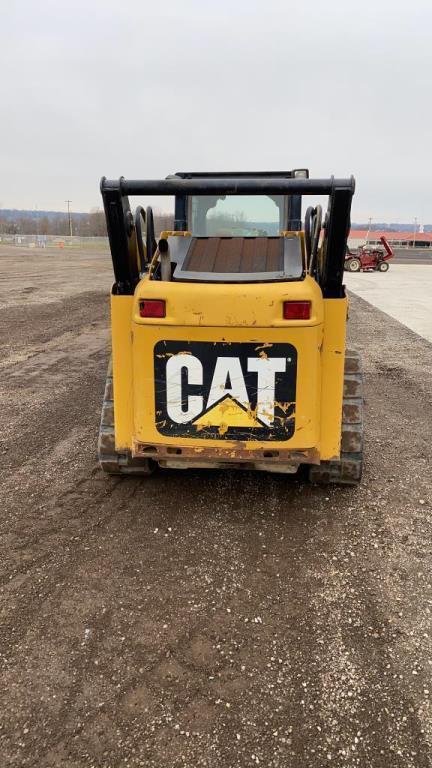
[{"x1": 98, "y1": 170, "x2": 363, "y2": 485}]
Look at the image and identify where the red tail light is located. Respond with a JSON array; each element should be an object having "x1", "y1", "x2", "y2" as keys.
[
  {"x1": 283, "y1": 301, "x2": 311, "y2": 320},
  {"x1": 139, "y1": 299, "x2": 166, "y2": 318}
]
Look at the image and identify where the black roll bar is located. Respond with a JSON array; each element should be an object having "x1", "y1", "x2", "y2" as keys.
[
  {"x1": 100, "y1": 175, "x2": 355, "y2": 298},
  {"x1": 101, "y1": 176, "x2": 354, "y2": 197}
]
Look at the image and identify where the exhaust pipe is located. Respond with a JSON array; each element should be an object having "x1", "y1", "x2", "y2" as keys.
[{"x1": 158, "y1": 238, "x2": 171, "y2": 281}]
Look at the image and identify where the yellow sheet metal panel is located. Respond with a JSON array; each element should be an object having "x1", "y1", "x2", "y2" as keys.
[
  {"x1": 110, "y1": 276, "x2": 348, "y2": 462},
  {"x1": 111, "y1": 294, "x2": 134, "y2": 450},
  {"x1": 133, "y1": 275, "x2": 323, "y2": 328},
  {"x1": 319, "y1": 298, "x2": 348, "y2": 460},
  {"x1": 132, "y1": 324, "x2": 322, "y2": 452}
]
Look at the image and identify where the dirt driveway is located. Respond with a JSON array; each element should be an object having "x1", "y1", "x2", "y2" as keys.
[{"x1": 0, "y1": 247, "x2": 431, "y2": 767}]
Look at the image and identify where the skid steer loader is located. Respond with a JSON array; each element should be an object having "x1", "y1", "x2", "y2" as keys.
[{"x1": 98, "y1": 170, "x2": 363, "y2": 484}]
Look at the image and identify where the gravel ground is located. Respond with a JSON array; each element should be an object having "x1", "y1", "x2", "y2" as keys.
[{"x1": 0, "y1": 247, "x2": 431, "y2": 768}]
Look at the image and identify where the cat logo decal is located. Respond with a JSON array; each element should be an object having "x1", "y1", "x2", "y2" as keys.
[{"x1": 154, "y1": 341, "x2": 297, "y2": 441}]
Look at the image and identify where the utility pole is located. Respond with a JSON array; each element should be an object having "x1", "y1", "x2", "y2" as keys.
[
  {"x1": 65, "y1": 200, "x2": 73, "y2": 237},
  {"x1": 413, "y1": 217, "x2": 417, "y2": 249},
  {"x1": 366, "y1": 217, "x2": 372, "y2": 245}
]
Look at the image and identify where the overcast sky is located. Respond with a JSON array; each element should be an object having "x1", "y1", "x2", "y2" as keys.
[{"x1": 1, "y1": 0, "x2": 431, "y2": 223}]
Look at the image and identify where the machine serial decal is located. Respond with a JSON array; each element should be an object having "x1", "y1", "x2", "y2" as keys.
[{"x1": 154, "y1": 341, "x2": 297, "y2": 440}]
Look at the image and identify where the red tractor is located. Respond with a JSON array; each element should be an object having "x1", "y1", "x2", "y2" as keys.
[{"x1": 345, "y1": 235, "x2": 393, "y2": 273}]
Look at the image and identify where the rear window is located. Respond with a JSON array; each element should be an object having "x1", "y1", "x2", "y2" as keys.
[{"x1": 190, "y1": 194, "x2": 285, "y2": 237}]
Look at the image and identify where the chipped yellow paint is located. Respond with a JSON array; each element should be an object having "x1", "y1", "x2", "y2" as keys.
[
  {"x1": 155, "y1": 350, "x2": 192, "y2": 358},
  {"x1": 133, "y1": 274, "x2": 323, "y2": 328},
  {"x1": 130, "y1": 324, "x2": 321, "y2": 451}
]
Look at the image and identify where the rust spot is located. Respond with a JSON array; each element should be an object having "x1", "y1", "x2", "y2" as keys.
[{"x1": 133, "y1": 440, "x2": 320, "y2": 466}]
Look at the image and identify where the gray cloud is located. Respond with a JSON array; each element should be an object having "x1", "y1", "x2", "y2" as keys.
[{"x1": 1, "y1": 0, "x2": 431, "y2": 222}]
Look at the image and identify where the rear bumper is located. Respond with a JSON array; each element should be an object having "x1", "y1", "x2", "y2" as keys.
[{"x1": 133, "y1": 440, "x2": 320, "y2": 471}]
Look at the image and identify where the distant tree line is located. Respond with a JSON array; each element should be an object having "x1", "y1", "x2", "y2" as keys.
[
  {"x1": 2, "y1": 209, "x2": 431, "y2": 238},
  {"x1": 0, "y1": 209, "x2": 107, "y2": 236},
  {"x1": 0, "y1": 209, "x2": 175, "y2": 237}
]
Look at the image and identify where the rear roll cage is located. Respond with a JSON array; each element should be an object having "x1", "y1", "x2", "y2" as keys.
[{"x1": 100, "y1": 175, "x2": 355, "y2": 298}]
